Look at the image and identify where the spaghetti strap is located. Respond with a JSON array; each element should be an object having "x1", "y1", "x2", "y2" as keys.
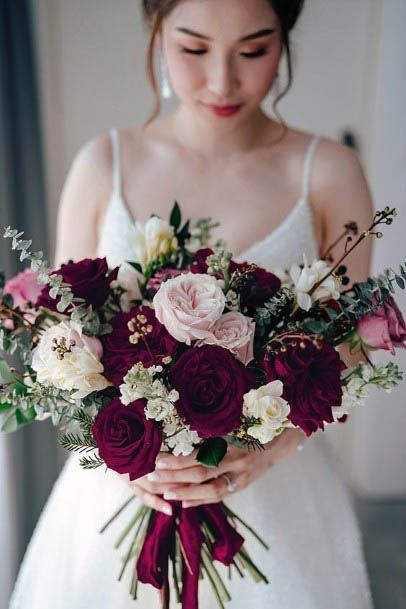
[
  {"x1": 109, "y1": 127, "x2": 121, "y2": 197},
  {"x1": 301, "y1": 135, "x2": 320, "y2": 202}
]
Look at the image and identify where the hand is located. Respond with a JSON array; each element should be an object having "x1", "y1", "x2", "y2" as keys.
[{"x1": 145, "y1": 427, "x2": 306, "y2": 509}]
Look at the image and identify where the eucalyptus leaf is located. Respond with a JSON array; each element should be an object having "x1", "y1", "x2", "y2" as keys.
[
  {"x1": 0, "y1": 359, "x2": 14, "y2": 384},
  {"x1": 16, "y1": 406, "x2": 37, "y2": 425},
  {"x1": 197, "y1": 437, "x2": 227, "y2": 468}
]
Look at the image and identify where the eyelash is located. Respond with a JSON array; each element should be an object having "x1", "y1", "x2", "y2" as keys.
[{"x1": 180, "y1": 47, "x2": 268, "y2": 59}]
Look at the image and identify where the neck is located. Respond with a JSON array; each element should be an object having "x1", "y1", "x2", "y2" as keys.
[{"x1": 168, "y1": 104, "x2": 278, "y2": 158}]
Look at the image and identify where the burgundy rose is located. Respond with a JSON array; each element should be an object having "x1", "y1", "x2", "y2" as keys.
[
  {"x1": 356, "y1": 293, "x2": 406, "y2": 355},
  {"x1": 92, "y1": 398, "x2": 162, "y2": 480},
  {"x1": 190, "y1": 248, "x2": 215, "y2": 274},
  {"x1": 191, "y1": 248, "x2": 240, "y2": 276},
  {"x1": 264, "y1": 336, "x2": 345, "y2": 436},
  {"x1": 169, "y1": 344, "x2": 255, "y2": 438},
  {"x1": 101, "y1": 305, "x2": 178, "y2": 385},
  {"x1": 235, "y1": 263, "x2": 281, "y2": 312},
  {"x1": 36, "y1": 257, "x2": 117, "y2": 311}
]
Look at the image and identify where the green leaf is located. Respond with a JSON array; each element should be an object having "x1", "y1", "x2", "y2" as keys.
[
  {"x1": 13, "y1": 378, "x2": 28, "y2": 396},
  {"x1": 0, "y1": 402, "x2": 12, "y2": 413},
  {"x1": 197, "y1": 437, "x2": 227, "y2": 468},
  {"x1": 1, "y1": 411, "x2": 18, "y2": 432},
  {"x1": 395, "y1": 275, "x2": 405, "y2": 290},
  {"x1": 170, "y1": 202, "x2": 182, "y2": 232},
  {"x1": 127, "y1": 261, "x2": 143, "y2": 274},
  {"x1": 15, "y1": 406, "x2": 37, "y2": 425},
  {"x1": 0, "y1": 359, "x2": 13, "y2": 384}
]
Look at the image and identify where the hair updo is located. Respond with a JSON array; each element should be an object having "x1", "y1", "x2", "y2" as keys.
[{"x1": 141, "y1": 0, "x2": 305, "y2": 127}]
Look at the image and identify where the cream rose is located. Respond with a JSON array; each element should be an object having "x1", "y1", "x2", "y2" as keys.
[
  {"x1": 153, "y1": 273, "x2": 226, "y2": 345},
  {"x1": 32, "y1": 320, "x2": 111, "y2": 399},
  {"x1": 243, "y1": 380, "x2": 291, "y2": 444},
  {"x1": 289, "y1": 253, "x2": 340, "y2": 311},
  {"x1": 196, "y1": 311, "x2": 255, "y2": 365},
  {"x1": 128, "y1": 216, "x2": 178, "y2": 268}
]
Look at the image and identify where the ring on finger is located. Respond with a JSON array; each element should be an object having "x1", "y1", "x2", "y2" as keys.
[{"x1": 220, "y1": 473, "x2": 237, "y2": 493}]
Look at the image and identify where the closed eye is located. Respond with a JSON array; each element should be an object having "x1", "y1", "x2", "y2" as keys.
[{"x1": 180, "y1": 48, "x2": 269, "y2": 59}]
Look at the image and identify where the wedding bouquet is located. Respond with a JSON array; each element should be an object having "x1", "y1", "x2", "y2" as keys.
[{"x1": 1, "y1": 204, "x2": 405, "y2": 609}]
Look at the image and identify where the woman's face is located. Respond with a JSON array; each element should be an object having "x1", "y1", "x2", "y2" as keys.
[{"x1": 161, "y1": 0, "x2": 282, "y2": 124}]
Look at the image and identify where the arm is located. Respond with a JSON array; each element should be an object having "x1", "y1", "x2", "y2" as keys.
[
  {"x1": 53, "y1": 134, "x2": 112, "y2": 267},
  {"x1": 312, "y1": 138, "x2": 374, "y2": 367}
]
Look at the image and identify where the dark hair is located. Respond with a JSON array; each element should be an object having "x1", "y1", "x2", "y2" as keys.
[{"x1": 141, "y1": 0, "x2": 305, "y2": 129}]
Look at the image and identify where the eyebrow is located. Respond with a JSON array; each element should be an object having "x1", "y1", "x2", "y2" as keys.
[{"x1": 175, "y1": 27, "x2": 275, "y2": 42}]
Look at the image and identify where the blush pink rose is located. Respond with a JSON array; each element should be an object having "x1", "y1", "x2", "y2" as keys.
[
  {"x1": 152, "y1": 272, "x2": 226, "y2": 345},
  {"x1": 356, "y1": 294, "x2": 406, "y2": 355},
  {"x1": 4, "y1": 268, "x2": 42, "y2": 307},
  {"x1": 196, "y1": 311, "x2": 255, "y2": 365}
]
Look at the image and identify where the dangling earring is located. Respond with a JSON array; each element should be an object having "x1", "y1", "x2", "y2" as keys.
[{"x1": 159, "y1": 49, "x2": 172, "y2": 99}]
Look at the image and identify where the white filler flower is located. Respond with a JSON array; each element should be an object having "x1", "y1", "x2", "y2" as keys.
[{"x1": 289, "y1": 253, "x2": 340, "y2": 311}]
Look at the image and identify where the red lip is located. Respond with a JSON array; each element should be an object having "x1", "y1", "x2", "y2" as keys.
[{"x1": 205, "y1": 103, "x2": 243, "y2": 117}]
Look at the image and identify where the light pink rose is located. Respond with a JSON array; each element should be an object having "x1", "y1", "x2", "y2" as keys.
[
  {"x1": 356, "y1": 293, "x2": 406, "y2": 355},
  {"x1": 152, "y1": 272, "x2": 226, "y2": 345},
  {"x1": 196, "y1": 311, "x2": 255, "y2": 365},
  {"x1": 4, "y1": 268, "x2": 42, "y2": 308}
]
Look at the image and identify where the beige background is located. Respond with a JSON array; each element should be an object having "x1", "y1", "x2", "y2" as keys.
[{"x1": 31, "y1": 0, "x2": 405, "y2": 496}]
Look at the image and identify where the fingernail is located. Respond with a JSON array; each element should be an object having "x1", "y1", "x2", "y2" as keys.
[
  {"x1": 156, "y1": 460, "x2": 170, "y2": 469},
  {"x1": 163, "y1": 491, "x2": 177, "y2": 500},
  {"x1": 147, "y1": 472, "x2": 161, "y2": 481},
  {"x1": 163, "y1": 505, "x2": 172, "y2": 516}
]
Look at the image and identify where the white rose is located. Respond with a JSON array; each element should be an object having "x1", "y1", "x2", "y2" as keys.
[
  {"x1": 243, "y1": 380, "x2": 291, "y2": 444},
  {"x1": 32, "y1": 321, "x2": 111, "y2": 399},
  {"x1": 128, "y1": 216, "x2": 177, "y2": 268},
  {"x1": 289, "y1": 253, "x2": 340, "y2": 311}
]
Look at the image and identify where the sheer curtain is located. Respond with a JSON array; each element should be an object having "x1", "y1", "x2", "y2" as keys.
[{"x1": 0, "y1": 1, "x2": 60, "y2": 606}]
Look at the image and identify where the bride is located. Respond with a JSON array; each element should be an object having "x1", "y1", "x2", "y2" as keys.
[{"x1": 9, "y1": 1, "x2": 375, "y2": 607}]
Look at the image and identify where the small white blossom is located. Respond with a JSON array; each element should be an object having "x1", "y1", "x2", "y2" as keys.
[
  {"x1": 165, "y1": 426, "x2": 200, "y2": 456},
  {"x1": 289, "y1": 254, "x2": 340, "y2": 311}
]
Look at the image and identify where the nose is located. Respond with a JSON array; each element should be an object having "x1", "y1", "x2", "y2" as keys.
[{"x1": 207, "y1": 54, "x2": 240, "y2": 101}]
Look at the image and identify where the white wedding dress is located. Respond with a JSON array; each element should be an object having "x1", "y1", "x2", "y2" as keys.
[{"x1": 8, "y1": 130, "x2": 373, "y2": 609}]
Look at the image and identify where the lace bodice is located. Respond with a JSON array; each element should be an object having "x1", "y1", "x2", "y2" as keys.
[{"x1": 97, "y1": 129, "x2": 320, "y2": 270}]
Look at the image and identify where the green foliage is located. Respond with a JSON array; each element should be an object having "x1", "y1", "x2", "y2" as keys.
[
  {"x1": 170, "y1": 201, "x2": 182, "y2": 232},
  {"x1": 255, "y1": 288, "x2": 295, "y2": 337},
  {"x1": 197, "y1": 437, "x2": 228, "y2": 468},
  {"x1": 78, "y1": 454, "x2": 105, "y2": 469}
]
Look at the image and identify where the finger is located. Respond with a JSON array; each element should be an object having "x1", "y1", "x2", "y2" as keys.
[
  {"x1": 147, "y1": 465, "x2": 212, "y2": 485},
  {"x1": 134, "y1": 486, "x2": 173, "y2": 516},
  {"x1": 163, "y1": 477, "x2": 227, "y2": 503},
  {"x1": 155, "y1": 450, "x2": 198, "y2": 471},
  {"x1": 135, "y1": 478, "x2": 187, "y2": 494}
]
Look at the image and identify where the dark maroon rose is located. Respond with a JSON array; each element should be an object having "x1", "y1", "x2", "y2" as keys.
[
  {"x1": 169, "y1": 344, "x2": 255, "y2": 438},
  {"x1": 102, "y1": 304, "x2": 178, "y2": 385},
  {"x1": 264, "y1": 335, "x2": 346, "y2": 436},
  {"x1": 190, "y1": 248, "x2": 215, "y2": 274},
  {"x1": 36, "y1": 257, "x2": 117, "y2": 311},
  {"x1": 234, "y1": 263, "x2": 281, "y2": 312},
  {"x1": 92, "y1": 398, "x2": 162, "y2": 480}
]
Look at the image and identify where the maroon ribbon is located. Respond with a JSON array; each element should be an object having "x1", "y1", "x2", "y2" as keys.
[{"x1": 137, "y1": 502, "x2": 244, "y2": 609}]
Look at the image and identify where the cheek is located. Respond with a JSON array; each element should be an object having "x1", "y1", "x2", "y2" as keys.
[
  {"x1": 167, "y1": 53, "x2": 205, "y2": 93},
  {"x1": 242, "y1": 53, "x2": 281, "y2": 98}
]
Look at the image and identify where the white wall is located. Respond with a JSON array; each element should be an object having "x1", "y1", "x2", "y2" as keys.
[{"x1": 32, "y1": 0, "x2": 405, "y2": 496}]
